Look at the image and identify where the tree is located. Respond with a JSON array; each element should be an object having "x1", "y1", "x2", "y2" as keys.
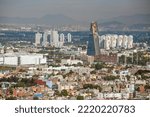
[
  {"x1": 9, "y1": 88, "x2": 13, "y2": 95},
  {"x1": 103, "y1": 75, "x2": 119, "y2": 81},
  {"x1": 61, "y1": 89, "x2": 68, "y2": 97},
  {"x1": 15, "y1": 82, "x2": 25, "y2": 87},
  {"x1": 145, "y1": 85, "x2": 150, "y2": 91},
  {"x1": 77, "y1": 62, "x2": 83, "y2": 66},
  {"x1": 54, "y1": 90, "x2": 61, "y2": 96},
  {"x1": 95, "y1": 63, "x2": 103, "y2": 70},
  {"x1": 6, "y1": 96, "x2": 17, "y2": 100},
  {"x1": 77, "y1": 95, "x2": 84, "y2": 100}
]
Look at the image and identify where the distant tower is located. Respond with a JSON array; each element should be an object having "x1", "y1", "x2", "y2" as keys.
[
  {"x1": 87, "y1": 22, "x2": 100, "y2": 56},
  {"x1": 99, "y1": 35, "x2": 105, "y2": 49},
  {"x1": 111, "y1": 35, "x2": 117, "y2": 49},
  {"x1": 59, "y1": 33, "x2": 65, "y2": 47},
  {"x1": 51, "y1": 31, "x2": 59, "y2": 47},
  {"x1": 127, "y1": 35, "x2": 133, "y2": 49},
  {"x1": 67, "y1": 33, "x2": 72, "y2": 42},
  {"x1": 122, "y1": 35, "x2": 128, "y2": 49},
  {"x1": 117, "y1": 35, "x2": 123, "y2": 49},
  {"x1": 104, "y1": 35, "x2": 111, "y2": 50},
  {"x1": 42, "y1": 31, "x2": 48, "y2": 47},
  {"x1": 35, "y1": 32, "x2": 42, "y2": 47},
  {"x1": 60, "y1": 33, "x2": 65, "y2": 43},
  {"x1": 90, "y1": 22, "x2": 100, "y2": 55}
]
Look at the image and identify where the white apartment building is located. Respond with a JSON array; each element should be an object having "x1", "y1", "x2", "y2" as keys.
[
  {"x1": 99, "y1": 34, "x2": 133, "y2": 50},
  {"x1": 67, "y1": 33, "x2": 72, "y2": 42},
  {"x1": 35, "y1": 32, "x2": 42, "y2": 46},
  {"x1": 51, "y1": 31, "x2": 59, "y2": 47},
  {"x1": 59, "y1": 33, "x2": 65, "y2": 47}
]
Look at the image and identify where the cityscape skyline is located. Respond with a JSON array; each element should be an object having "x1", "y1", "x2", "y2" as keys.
[
  {"x1": 0, "y1": 1, "x2": 150, "y2": 101},
  {"x1": 0, "y1": 0, "x2": 150, "y2": 22}
]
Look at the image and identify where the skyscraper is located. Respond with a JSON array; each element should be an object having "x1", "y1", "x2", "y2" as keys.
[
  {"x1": 35, "y1": 32, "x2": 42, "y2": 47},
  {"x1": 87, "y1": 34, "x2": 96, "y2": 56},
  {"x1": 60, "y1": 33, "x2": 65, "y2": 43},
  {"x1": 51, "y1": 31, "x2": 59, "y2": 47},
  {"x1": 91, "y1": 22, "x2": 100, "y2": 55},
  {"x1": 59, "y1": 33, "x2": 65, "y2": 47},
  {"x1": 127, "y1": 35, "x2": 133, "y2": 49},
  {"x1": 67, "y1": 33, "x2": 72, "y2": 42},
  {"x1": 42, "y1": 31, "x2": 48, "y2": 47},
  {"x1": 87, "y1": 22, "x2": 100, "y2": 56}
]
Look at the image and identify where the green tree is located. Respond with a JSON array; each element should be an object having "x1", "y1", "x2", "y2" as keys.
[
  {"x1": 77, "y1": 62, "x2": 83, "y2": 66},
  {"x1": 76, "y1": 95, "x2": 84, "y2": 100},
  {"x1": 54, "y1": 90, "x2": 61, "y2": 96},
  {"x1": 61, "y1": 89, "x2": 68, "y2": 97},
  {"x1": 6, "y1": 96, "x2": 17, "y2": 100},
  {"x1": 95, "y1": 63, "x2": 103, "y2": 70},
  {"x1": 103, "y1": 75, "x2": 119, "y2": 81}
]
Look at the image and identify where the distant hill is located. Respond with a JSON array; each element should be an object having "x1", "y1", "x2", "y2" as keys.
[
  {"x1": 41, "y1": 14, "x2": 79, "y2": 24},
  {"x1": 97, "y1": 21, "x2": 126, "y2": 31},
  {"x1": 99, "y1": 14, "x2": 150, "y2": 25},
  {"x1": 0, "y1": 14, "x2": 79, "y2": 25},
  {"x1": 0, "y1": 14, "x2": 150, "y2": 31},
  {"x1": 98, "y1": 14, "x2": 150, "y2": 31}
]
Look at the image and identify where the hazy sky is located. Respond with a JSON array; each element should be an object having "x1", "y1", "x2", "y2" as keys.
[{"x1": 0, "y1": 0, "x2": 150, "y2": 21}]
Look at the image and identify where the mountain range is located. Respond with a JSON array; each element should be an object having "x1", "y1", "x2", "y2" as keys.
[
  {"x1": 0, "y1": 14, "x2": 150, "y2": 30},
  {"x1": 99, "y1": 14, "x2": 150, "y2": 25},
  {"x1": 0, "y1": 14, "x2": 79, "y2": 25}
]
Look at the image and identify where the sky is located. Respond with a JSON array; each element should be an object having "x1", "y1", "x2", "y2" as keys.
[{"x1": 0, "y1": 0, "x2": 150, "y2": 21}]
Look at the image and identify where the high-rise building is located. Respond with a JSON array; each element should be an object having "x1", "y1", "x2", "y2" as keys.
[
  {"x1": 127, "y1": 35, "x2": 133, "y2": 49},
  {"x1": 42, "y1": 31, "x2": 48, "y2": 47},
  {"x1": 99, "y1": 35, "x2": 105, "y2": 49},
  {"x1": 110, "y1": 35, "x2": 117, "y2": 49},
  {"x1": 67, "y1": 33, "x2": 72, "y2": 42},
  {"x1": 59, "y1": 33, "x2": 65, "y2": 47},
  {"x1": 122, "y1": 35, "x2": 128, "y2": 49},
  {"x1": 104, "y1": 35, "x2": 111, "y2": 50},
  {"x1": 87, "y1": 22, "x2": 100, "y2": 56},
  {"x1": 51, "y1": 31, "x2": 59, "y2": 47},
  {"x1": 87, "y1": 34, "x2": 96, "y2": 55},
  {"x1": 87, "y1": 22, "x2": 134, "y2": 56},
  {"x1": 60, "y1": 33, "x2": 65, "y2": 43},
  {"x1": 117, "y1": 35, "x2": 123, "y2": 48},
  {"x1": 35, "y1": 32, "x2": 42, "y2": 47},
  {"x1": 99, "y1": 34, "x2": 133, "y2": 50}
]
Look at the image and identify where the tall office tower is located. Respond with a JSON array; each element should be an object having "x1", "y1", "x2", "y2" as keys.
[
  {"x1": 35, "y1": 32, "x2": 42, "y2": 47},
  {"x1": 91, "y1": 22, "x2": 100, "y2": 55},
  {"x1": 51, "y1": 31, "x2": 59, "y2": 47},
  {"x1": 127, "y1": 35, "x2": 133, "y2": 49},
  {"x1": 42, "y1": 31, "x2": 48, "y2": 47},
  {"x1": 67, "y1": 33, "x2": 72, "y2": 42},
  {"x1": 59, "y1": 33, "x2": 65, "y2": 47},
  {"x1": 87, "y1": 34, "x2": 96, "y2": 55},
  {"x1": 87, "y1": 22, "x2": 100, "y2": 56}
]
